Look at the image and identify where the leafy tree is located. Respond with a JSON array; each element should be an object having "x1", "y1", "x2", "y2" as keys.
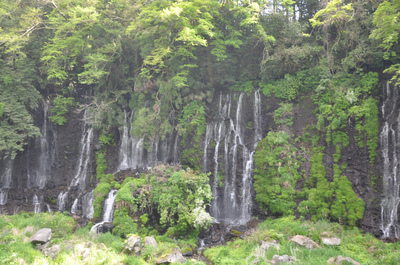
[
  {"x1": 0, "y1": 56, "x2": 41, "y2": 159},
  {"x1": 370, "y1": 0, "x2": 400, "y2": 85}
]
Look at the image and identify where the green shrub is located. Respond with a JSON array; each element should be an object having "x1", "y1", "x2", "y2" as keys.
[{"x1": 254, "y1": 131, "x2": 301, "y2": 216}]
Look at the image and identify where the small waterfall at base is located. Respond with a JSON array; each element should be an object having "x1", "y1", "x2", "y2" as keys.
[
  {"x1": 380, "y1": 81, "x2": 400, "y2": 238},
  {"x1": 90, "y1": 190, "x2": 117, "y2": 233},
  {"x1": 82, "y1": 190, "x2": 94, "y2": 219},
  {"x1": 71, "y1": 199, "x2": 78, "y2": 215},
  {"x1": 0, "y1": 158, "x2": 13, "y2": 206},
  {"x1": 58, "y1": 191, "x2": 68, "y2": 212},
  {"x1": 33, "y1": 195, "x2": 41, "y2": 214},
  {"x1": 203, "y1": 91, "x2": 264, "y2": 225}
]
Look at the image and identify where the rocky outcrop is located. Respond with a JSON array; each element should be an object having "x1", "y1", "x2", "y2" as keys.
[
  {"x1": 270, "y1": 255, "x2": 295, "y2": 264},
  {"x1": 123, "y1": 234, "x2": 141, "y2": 256},
  {"x1": 30, "y1": 228, "x2": 52, "y2": 244},
  {"x1": 156, "y1": 248, "x2": 186, "y2": 264},
  {"x1": 144, "y1": 236, "x2": 158, "y2": 248},
  {"x1": 261, "y1": 240, "x2": 280, "y2": 250},
  {"x1": 289, "y1": 235, "x2": 319, "y2": 249},
  {"x1": 327, "y1": 256, "x2": 360, "y2": 265},
  {"x1": 321, "y1": 237, "x2": 341, "y2": 246},
  {"x1": 42, "y1": 244, "x2": 61, "y2": 259}
]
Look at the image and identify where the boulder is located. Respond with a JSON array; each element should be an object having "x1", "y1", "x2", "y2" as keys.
[
  {"x1": 30, "y1": 228, "x2": 52, "y2": 244},
  {"x1": 270, "y1": 254, "x2": 295, "y2": 264},
  {"x1": 23, "y1": 226, "x2": 35, "y2": 235},
  {"x1": 123, "y1": 234, "x2": 141, "y2": 256},
  {"x1": 261, "y1": 240, "x2": 280, "y2": 251},
  {"x1": 289, "y1": 235, "x2": 319, "y2": 249},
  {"x1": 144, "y1": 236, "x2": 158, "y2": 248},
  {"x1": 42, "y1": 244, "x2": 61, "y2": 259},
  {"x1": 181, "y1": 245, "x2": 193, "y2": 256},
  {"x1": 327, "y1": 256, "x2": 360, "y2": 265},
  {"x1": 157, "y1": 248, "x2": 186, "y2": 264},
  {"x1": 321, "y1": 237, "x2": 341, "y2": 246}
]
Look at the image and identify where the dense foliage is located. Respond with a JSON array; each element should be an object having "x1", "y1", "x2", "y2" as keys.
[{"x1": 113, "y1": 165, "x2": 213, "y2": 238}]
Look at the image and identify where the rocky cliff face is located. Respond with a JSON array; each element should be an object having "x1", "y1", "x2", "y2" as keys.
[{"x1": 0, "y1": 85, "x2": 393, "y2": 238}]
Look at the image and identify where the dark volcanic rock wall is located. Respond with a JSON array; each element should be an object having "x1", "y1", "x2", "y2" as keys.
[
  {"x1": 0, "y1": 85, "x2": 391, "y2": 237},
  {"x1": 0, "y1": 103, "x2": 97, "y2": 217}
]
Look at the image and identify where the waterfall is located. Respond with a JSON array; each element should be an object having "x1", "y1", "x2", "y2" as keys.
[
  {"x1": 90, "y1": 190, "x2": 117, "y2": 233},
  {"x1": 254, "y1": 89, "x2": 263, "y2": 146},
  {"x1": 56, "y1": 108, "x2": 93, "y2": 215},
  {"x1": 71, "y1": 198, "x2": 78, "y2": 215},
  {"x1": 70, "y1": 114, "x2": 93, "y2": 191},
  {"x1": 102, "y1": 190, "x2": 117, "y2": 222},
  {"x1": 58, "y1": 191, "x2": 68, "y2": 212},
  {"x1": 82, "y1": 190, "x2": 94, "y2": 219},
  {"x1": 117, "y1": 109, "x2": 179, "y2": 171},
  {"x1": 33, "y1": 195, "x2": 41, "y2": 214},
  {"x1": 204, "y1": 91, "x2": 264, "y2": 224},
  {"x1": 27, "y1": 101, "x2": 57, "y2": 189},
  {"x1": 0, "y1": 158, "x2": 13, "y2": 206},
  {"x1": 380, "y1": 81, "x2": 400, "y2": 238}
]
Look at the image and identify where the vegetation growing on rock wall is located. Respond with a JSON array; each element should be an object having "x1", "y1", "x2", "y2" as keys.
[
  {"x1": 49, "y1": 95, "x2": 75, "y2": 126},
  {"x1": 93, "y1": 152, "x2": 114, "y2": 219},
  {"x1": 254, "y1": 131, "x2": 301, "y2": 216}
]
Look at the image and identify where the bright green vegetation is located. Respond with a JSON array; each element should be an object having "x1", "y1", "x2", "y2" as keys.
[
  {"x1": 274, "y1": 103, "x2": 294, "y2": 127},
  {"x1": 49, "y1": 95, "x2": 75, "y2": 126},
  {"x1": 2, "y1": 212, "x2": 400, "y2": 264},
  {"x1": 178, "y1": 100, "x2": 207, "y2": 170},
  {"x1": 93, "y1": 152, "x2": 115, "y2": 220},
  {"x1": 0, "y1": 1, "x2": 398, "y2": 262},
  {"x1": 205, "y1": 216, "x2": 400, "y2": 265},
  {"x1": 254, "y1": 131, "x2": 301, "y2": 216},
  {"x1": 0, "y1": 0, "x2": 388, "y2": 157},
  {"x1": 113, "y1": 165, "x2": 213, "y2": 239},
  {"x1": 0, "y1": 212, "x2": 207, "y2": 264},
  {"x1": 300, "y1": 149, "x2": 365, "y2": 226},
  {"x1": 0, "y1": 57, "x2": 41, "y2": 159}
]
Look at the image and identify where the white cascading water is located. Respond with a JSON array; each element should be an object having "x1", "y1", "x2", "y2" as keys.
[
  {"x1": 0, "y1": 158, "x2": 13, "y2": 206},
  {"x1": 380, "y1": 81, "x2": 400, "y2": 238},
  {"x1": 56, "y1": 108, "x2": 94, "y2": 216},
  {"x1": 58, "y1": 191, "x2": 68, "y2": 212},
  {"x1": 117, "y1": 109, "x2": 179, "y2": 171},
  {"x1": 81, "y1": 190, "x2": 94, "y2": 219},
  {"x1": 33, "y1": 195, "x2": 41, "y2": 214},
  {"x1": 70, "y1": 116, "x2": 93, "y2": 191},
  {"x1": 71, "y1": 198, "x2": 78, "y2": 215},
  {"x1": 90, "y1": 190, "x2": 117, "y2": 233},
  {"x1": 27, "y1": 101, "x2": 57, "y2": 189},
  {"x1": 204, "y1": 91, "x2": 263, "y2": 224}
]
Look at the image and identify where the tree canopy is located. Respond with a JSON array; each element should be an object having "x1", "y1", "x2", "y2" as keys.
[{"x1": 0, "y1": 0, "x2": 397, "y2": 158}]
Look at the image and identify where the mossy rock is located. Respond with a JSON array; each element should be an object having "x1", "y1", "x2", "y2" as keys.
[
  {"x1": 181, "y1": 245, "x2": 193, "y2": 256},
  {"x1": 231, "y1": 229, "x2": 242, "y2": 236}
]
